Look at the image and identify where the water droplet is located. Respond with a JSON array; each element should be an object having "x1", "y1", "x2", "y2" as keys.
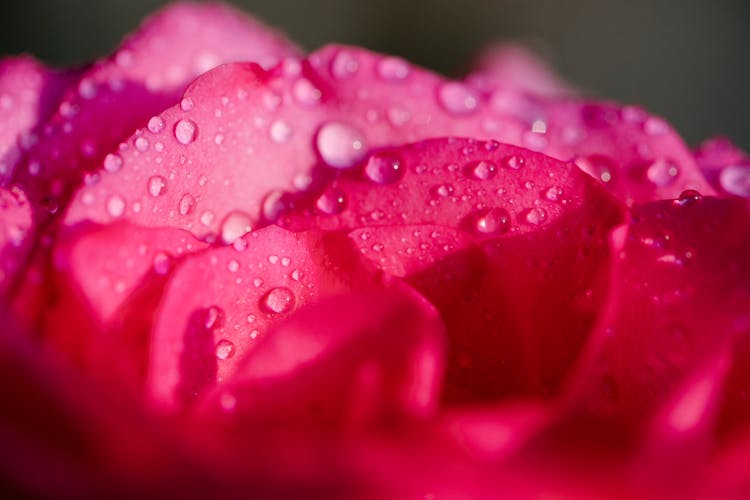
[
  {"x1": 316, "y1": 187, "x2": 347, "y2": 214},
  {"x1": 437, "y1": 82, "x2": 480, "y2": 115},
  {"x1": 432, "y1": 184, "x2": 454, "y2": 197},
  {"x1": 524, "y1": 207, "x2": 547, "y2": 226},
  {"x1": 545, "y1": 186, "x2": 563, "y2": 201},
  {"x1": 331, "y1": 50, "x2": 359, "y2": 79},
  {"x1": 261, "y1": 286, "x2": 295, "y2": 314},
  {"x1": 179, "y1": 193, "x2": 196, "y2": 215},
  {"x1": 466, "y1": 160, "x2": 497, "y2": 180},
  {"x1": 576, "y1": 155, "x2": 616, "y2": 183},
  {"x1": 174, "y1": 119, "x2": 198, "y2": 145},
  {"x1": 470, "y1": 208, "x2": 511, "y2": 235},
  {"x1": 292, "y1": 78, "x2": 322, "y2": 106},
  {"x1": 220, "y1": 210, "x2": 253, "y2": 244},
  {"x1": 261, "y1": 189, "x2": 290, "y2": 222},
  {"x1": 269, "y1": 119, "x2": 293, "y2": 144},
  {"x1": 719, "y1": 165, "x2": 750, "y2": 198},
  {"x1": 103, "y1": 153, "x2": 123, "y2": 173},
  {"x1": 180, "y1": 97, "x2": 195, "y2": 112},
  {"x1": 147, "y1": 175, "x2": 166, "y2": 197},
  {"x1": 200, "y1": 210, "x2": 215, "y2": 226},
  {"x1": 227, "y1": 259, "x2": 240, "y2": 272},
  {"x1": 501, "y1": 154, "x2": 525, "y2": 170},
  {"x1": 153, "y1": 252, "x2": 171, "y2": 275},
  {"x1": 135, "y1": 136, "x2": 149, "y2": 152},
  {"x1": 364, "y1": 152, "x2": 404, "y2": 184},
  {"x1": 215, "y1": 339, "x2": 235, "y2": 360},
  {"x1": 644, "y1": 116, "x2": 668, "y2": 135},
  {"x1": 646, "y1": 158, "x2": 680, "y2": 187},
  {"x1": 107, "y1": 195, "x2": 125, "y2": 218},
  {"x1": 148, "y1": 116, "x2": 165, "y2": 133},
  {"x1": 377, "y1": 56, "x2": 410, "y2": 81},
  {"x1": 316, "y1": 121, "x2": 367, "y2": 169},
  {"x1": 673, "y1": 189, "x2": 702, "y2": 207},
  {"x1": 205, "y1": 306, "x2": 223, "y2": 329}
]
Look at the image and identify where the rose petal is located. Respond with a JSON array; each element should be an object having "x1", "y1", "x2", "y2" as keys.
[
  {"x1": 45, "y1": 221, "x2": 208, "y2": 387},
  {"x1": 694, "y1": 136, "x2": 750, "y2": 198},
  {"x1": 464, "y1": 42, "x2": 573, "y2": 97},
  {"x1": 147, "y1": 224, "x2": 385, "y2": 411},
  {"x1": 570, "y1": 196, "x2": 750, "y2": 425},
  {"x1": 15, "y1": 2, "x2": 300, "y2": 205},
  {"x1": 206, "y1": 286, "x2": 446, "y2": 430},
  {"x1": 66, "y1": 44, "x2": 686, "y2": 239},
  {"x1": 0, "y1": 56, "x2": 73, "y2": 184},
  {"x1": 284, "y1": 138, "x2": 625, "y2": 403}
]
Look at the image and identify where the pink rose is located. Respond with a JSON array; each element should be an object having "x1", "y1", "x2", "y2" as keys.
[{"x1": 2, "y1": 2, "x2": 749, "y2": 497}]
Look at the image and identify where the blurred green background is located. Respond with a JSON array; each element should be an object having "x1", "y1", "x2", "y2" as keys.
[{"x1": 1, "y1": 0, "x2": 748, "y2": 149}]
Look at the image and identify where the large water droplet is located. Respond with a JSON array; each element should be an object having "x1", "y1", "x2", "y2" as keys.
[
  {"x1": 364, "y1": 152, "x2": 404, "y2": 184},
  {"x1": 646, "y1": 158, "x2": 680, "y2": 187},
  {"x1": 524, "y1": 207, "x2": 547, "y2": 226},
  {"x1": 148, "y1": 116, "x2": 165, "y2": 133},
  {"x1": 215, "y1": 339, "x2": 235, "y2": 360},
  {"x1": 103, "y1": 153, "x2": 123, "y2": 173},
  {"x1": 269, "y1": 119, "x2": 293, "y2": 144},
  {"x1": 292, "y1": 78, "x2": 322, "y2": 106},
  {"x1": 331, "y1": 50, "x2": 359, "y2": 79},
  {"x1": 148, "y1": 175, "x2": 166, "y2": 197},
  {"x1": 174, "y1": 119, "x2": 198, "y2": 145},
  {"x1": 377, "y1": 56, "x2": 410, "y2": 81},
  {"x1": 719, "y1": 165, "x2": 750, "y2": 198},
  {"x1": 220, "y1": 210, "x2": 253, "y2": 244},
  {"x1": 179, "y1": 193, "x2": 196, "y2": 215},
  {"x1": 316, "y1": 187, "x2": 347, "y2": 214},
  {"x1": 316, "y1": 121, "x2": 367, "y2": 169},
  {"x1": 673, "y1": 189, "x2": 702, "y2": 207},
  {"x1": 107, "y1": 195, "x2": 125, "y2": 218},
  {"x1": 261, "y1": 286, "x2": 295, "y2": 314},
  {"x1": 438, "y1": 82, "x2": 480, "y2": 115},
  {"x1": 466, "y1": 160, "x2": 497, "y2": 180},
  {"x1": 470, "y1": 208, "x2": 511, "y2": 235}
]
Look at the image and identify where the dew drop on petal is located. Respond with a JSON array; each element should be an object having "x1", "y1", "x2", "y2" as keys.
[
  {"x1": 261, "y1": 286, "x2": 295, "y2": 314},
  {"x1": 147, "y1": 116, "x2": 165, "y2": 133},
  {"x1": 501, "y1": 154, "x2": 525, "y2": 170},
  {"x1": 269, "y1": 119, "x2": 293, "y2": 144},
  {"x1": 147, "y1": 175, "x2": 167, "y2": 197},
  {"x1": 377, "y1": 56, "x2": 410, "y2": 81},
  {"x1": 719, "y1": 164, "x2": 750, "y2": 198},
  {"x1": 673, "y1": 189, "x2": 703, "y2": 207},
  {"x1": 524, "y1": 207, "x2": 547, "y2": 226},
  {"x1": 179, "y1": 193, "x2": 196, "y2": 215},
  {"x1": 331, "y1": 50, "x2": 359, "y2": 79},
  {"x1": 220, "y1": 210, "x2": 253, "y2": 244},
  {"x1": 437, "y1": 82, "x2": 480, "y2": 115},
  {"x1": 153, "y1": 252, "x2": 171, "y2": 275},
  {"x1": 174, "y1": 119, "x2": 198, "y2": 145},
  {"x1": 364, "y1": 152, "x2": 404, "y2": 184},
  {"x1": 545, "y1": 186, "x2": 563, "y2": 201},
  {"x1": 646, "y1": 158, "x2": 680, "y2": 187},
  {"x1": 432, "y1": 184, "x2": 454, "y2": 198},
  {"x1": 467, "y1": 160, "x2": 497, "y2": 180},
  {"x1": 107, "y1": 195, "x2": 125, "y2": 218},
  {"x1": 205, "y1": 306, "x2": 223, "y2": 329},
  {"x1": 471, "y1": 208, "x2": 511, "y2": 235},
  {"x1": 103, "y1": 153, "x2": 123, "y2": 173},
  {"x1": 316, "y1": 121, "x2": 367, "y2": 169},
  {"x1": 215, "y1": 339, "x2": 235, "y2": 360},
  {"x1": 292, "y1": 78, "x2": 322, "y2": 106},
  {"x1": 316, "y1": 187, "x2": 347, "y2": 214},
  {"x1": 134, "y1": 137, "x2": 149, "y2": 152}
]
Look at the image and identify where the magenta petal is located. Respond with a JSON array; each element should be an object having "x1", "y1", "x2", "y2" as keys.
[
  {"x1": 45, "y1": 222, "x2": 208, "y2": 387},
  {"x1": 572, "y1": 196, "x2": 750, "y2": 425},
  {"x1": 0, "y1": 56, "x2": 73, "y2": 184},
  {"x1": 147, "y1": 225, "x2": 384, "y2": 411},
  {"x1": 207, "y1": 286, "x2": 446, "y2": 430},
  {"x1": 16, "y1": 2, "x2": 300, "y2": 205},
  {"x1": 284, "y1": 138, "x2": 625, "y2": 402}
]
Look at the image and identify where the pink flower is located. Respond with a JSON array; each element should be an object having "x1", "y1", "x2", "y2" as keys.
[{"x1": 1, "y1": 2, "x2": 749, "y2": 497}]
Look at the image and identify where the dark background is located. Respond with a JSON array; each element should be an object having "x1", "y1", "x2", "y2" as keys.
[{"x1": 1, "y1": 0, "x2": 748, "y2": 149}]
